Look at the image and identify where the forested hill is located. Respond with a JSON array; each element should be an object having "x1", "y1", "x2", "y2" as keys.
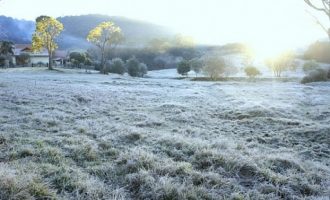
[
  {"x1": 0, "y1": 16, "x2": 35, "y2": 44},
  {"x1": 0, "y1": 14, "x2": 173, "y2": 49}
]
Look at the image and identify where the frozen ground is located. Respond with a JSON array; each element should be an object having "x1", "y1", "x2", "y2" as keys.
[{"x1": 0, "y1": 67, "x2": 329, "y2": 199}]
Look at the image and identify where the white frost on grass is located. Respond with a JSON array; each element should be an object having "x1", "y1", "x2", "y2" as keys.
[{"x1": 0, "y1": 67, "x2": 329, "y2": 199}]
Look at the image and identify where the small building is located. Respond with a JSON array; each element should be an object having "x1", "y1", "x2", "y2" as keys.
[
  {"x1": 13, "y1": 44, "x2": 68, "y2": 67},
  {"x1": 13, "y1": 44, "x2": 49, "y2": 66}
]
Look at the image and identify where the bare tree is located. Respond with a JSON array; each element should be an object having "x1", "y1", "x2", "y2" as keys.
[{"x1": 304, "y1": 0, "x2": 330, "y2": 40}]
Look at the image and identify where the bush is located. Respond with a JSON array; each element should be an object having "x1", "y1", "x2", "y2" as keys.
[
  {"x1": 301, "y1": 68, "x2": 328, "y2": 84},
  {"x1": 138, "y1": 63, "x2": 148, "y2": 77},
  {"x1": 189, "y1": 58, "x2": 203, "y2": 77},
  {"x1": 303, "y1": 60, "x2": 320, "y2": 73},
  {"x1": 109, "y1": 58, "x2": 125, "y2": 75},
  {"x1": 127, "y1": 57, "x2": 140, "y2": 77},
  {"x1": 304, "y1": 41, "x2": 330, "y2": 63},
  {"x1": 69, "y1": 52, "x2": 87, "y2": 68},
  {"x1": 244, "y1": 66, "x2": 261, "y2": 78},
  {"x1": 202, "y1": 56, "x2": 228, "y2": 80},
  {"x1": 177, "y1": 60, "x2": 190, "y2": 76},
  {"x1": 16, "y1": 53, "x2": 30, "y2": 66},
  {"x1": 127, "y1": 57, "x2": 148, "y2": 77}
]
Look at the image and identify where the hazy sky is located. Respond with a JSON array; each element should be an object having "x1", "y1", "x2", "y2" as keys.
[{"x1": 0, "y1": 0, "x2": 328, "y2": 56}]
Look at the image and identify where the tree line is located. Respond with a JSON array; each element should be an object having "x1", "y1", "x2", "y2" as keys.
[{"x1": 176, "y1": 51, "x2": 298, "y2": 79}]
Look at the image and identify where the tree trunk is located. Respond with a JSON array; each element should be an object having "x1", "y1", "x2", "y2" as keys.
[
  {"x1": 101, "y1": 49, "x2": 106, "y2": 74},
  {"x1": 48, "y1": 51, "x2": 53, "y2": 70}
]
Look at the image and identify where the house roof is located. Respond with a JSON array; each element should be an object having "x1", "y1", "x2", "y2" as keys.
[
  {"x1": 14, "y1": 44, "x2": 31, "y2": 49},
  {"x1": 14, "y1": 44, "x2": 49, "y2": 56},
  {"x1": 14, "y1": 44, "x2": 32, "y2": 55},
  {"x1": 14, "y1": 44, "x2": 68, "y2": 59}
]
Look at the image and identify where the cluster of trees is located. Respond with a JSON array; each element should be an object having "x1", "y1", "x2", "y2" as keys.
[
  {"x1": 102, "y1": 56, "x2": 148, "y2": 77},
  {"x1": 1, "y1": 14, "x2": 149, "y2": 77},
  {"x1": 87, "y1": 21, "x2": 123, "y2": 74},
  {"x1": 67, "y1": 52, "x2": 149, "y2": 77},
  {"x1": 176, "y1": 56, "x2": 239, "y2": 80},
  {"x1": 0, "y1": 40, "x2": 31, "y2": 67},
  {"x1": 0, "y1": 40, "x2": 14, "y2": 67},
  {"x1": 28, "y1": 14, "x2": 148, "y2": 77},
  {"x1": 85, "y1": 34, "x2": 200, "y2": 71},
  {"x1": 176, "y1": 50, "x2": 301, "y2": 80},
  {"x1": 69, "y1": 52, "x2": 92, "y2": 68}
]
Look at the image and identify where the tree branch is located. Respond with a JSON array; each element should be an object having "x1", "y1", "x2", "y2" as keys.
[
  {"x1": 306, "y1": 10, "x2": 329, "y2": 34},
  {"x1": 304, "y1": 0, "x2": 330, "y2": 15}
]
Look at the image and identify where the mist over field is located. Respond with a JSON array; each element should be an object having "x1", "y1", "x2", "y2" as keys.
[{"x1": 0, "y1": 0, "x2": 330, "y2": 199}]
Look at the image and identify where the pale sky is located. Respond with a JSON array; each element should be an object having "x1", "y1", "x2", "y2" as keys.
[{"x1": 0, "y1": 0, "x2": 328, "y2": 56}]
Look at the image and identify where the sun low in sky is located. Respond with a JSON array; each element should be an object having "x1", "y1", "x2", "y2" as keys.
[{"x1": 0, "y1": 0, "x2": 327, "y2": 59}]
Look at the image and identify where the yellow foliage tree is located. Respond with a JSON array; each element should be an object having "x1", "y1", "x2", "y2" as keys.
[
  {"x1": 87, "y1": 21, "x2": 123, "y2": 74},
  {"x1": 32, "y1": 16, "x2": 63, "y2": 70}
]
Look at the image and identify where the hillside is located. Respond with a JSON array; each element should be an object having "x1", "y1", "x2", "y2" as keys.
[
  {"x1": 0, "y1": 14, "x2": 173, "y2": 49},
  {"x1": 0, "y1": 16, "x2": 35, "y2": 44}
]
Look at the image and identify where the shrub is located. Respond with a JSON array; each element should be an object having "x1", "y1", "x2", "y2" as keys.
[
  {"x1": 301, "y1": 68, "x2": 328, "y2": 84},
  {"x1": 127, "y1": 56, "x2": 140, "y2": 77},
  {"x1": 303, "y1": 60, "x2": 320, "y2": 73},
  {"x1": 177, "y1": 60, "x2": 191, "y2": 76},
  {"x1": 127, "y1": 57, "x2": 148, "y2": 77},
  {"x1": 138, "y1": 63, "x2": 148, "y2": 77},
  {"x1": 69, "y1": 52, "x2": 87, "y2": 68},
  {"x1": 16, "y1": 53, "x2": 30, "y2": 66},
  {"x1": 304, "y1": 41, "x2": 330, "y2": 63},
  {"x1": 189, "y1": 58, "x2": 203, "y2": 77},
  {"x1": 109, "y1": 58, "x2": 125, "y2": 75},
  {"x1": 244, "y1": 66, "x2": 261, "y2": 78},
  {"x1": 202, "y1": 56, "x2": 228, "y2": 80}
]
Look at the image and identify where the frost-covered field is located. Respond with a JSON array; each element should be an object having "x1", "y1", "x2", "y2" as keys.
[{"x1": 0, "y1": 67, "x2": 329, "y2": 200}]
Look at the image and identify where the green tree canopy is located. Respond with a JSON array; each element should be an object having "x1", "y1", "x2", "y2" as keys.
[
  {"x1": 0, "y1": 41, "x2": 14, "y2": 55},
  {"x1": 177, "y1": 60, "x2": 191, "y2": 76}
]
